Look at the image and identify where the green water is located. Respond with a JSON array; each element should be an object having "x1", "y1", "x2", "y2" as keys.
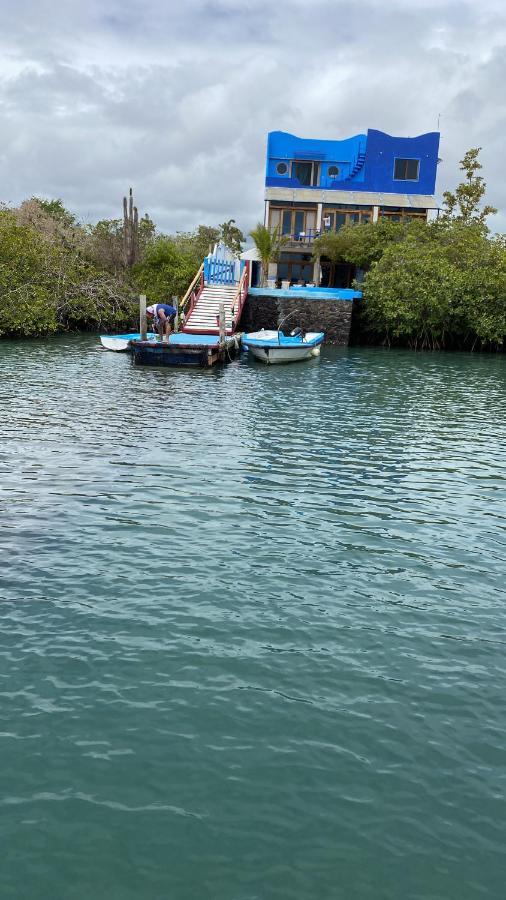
[{"x1": 1, "y1": 336, "x2": 505, "y2": 899}]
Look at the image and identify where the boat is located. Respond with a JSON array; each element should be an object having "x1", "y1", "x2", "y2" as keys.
[
  {"x1": 241, "y1": 328, "x2": 324, "y2": 364},
  {"x1": 100, "y1": 332, "x2": 157, "y2": 352}
]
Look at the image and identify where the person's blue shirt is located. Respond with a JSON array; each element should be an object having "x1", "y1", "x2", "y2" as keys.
[{"x1": 155, "y1": 304, "x2": 176, "y2": 318}]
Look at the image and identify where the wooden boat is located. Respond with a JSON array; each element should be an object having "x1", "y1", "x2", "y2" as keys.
[
  {"x1": 242, "y1": 329, "x2": 324, "y2": 364},
  {"x1": 100, "y1": 332, "x2": 157, "y2": 351}
]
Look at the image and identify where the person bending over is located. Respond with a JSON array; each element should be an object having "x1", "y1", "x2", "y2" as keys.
[{"x1": 146, "y1": 303, "x2": 177, "y2": 341}]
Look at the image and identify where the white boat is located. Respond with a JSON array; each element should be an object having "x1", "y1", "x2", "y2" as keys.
[
  {"x1": 242, "y1": 329, "x2": 324, "y2": 364},
  {"x1": 100, "y1": 332, "x2": 157, "y2": 352}
]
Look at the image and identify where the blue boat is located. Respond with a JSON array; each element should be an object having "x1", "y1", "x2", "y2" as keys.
[{"x1": 242, "y1": 329, "x2": 324, "y2": 364}]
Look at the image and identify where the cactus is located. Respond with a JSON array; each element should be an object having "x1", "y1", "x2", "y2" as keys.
[{"x1": 123, "y1": 187, "x2": 139, "y2": 269}]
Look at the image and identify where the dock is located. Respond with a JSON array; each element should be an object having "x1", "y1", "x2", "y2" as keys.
[
  {"x1": 131, "y1": 332, "x2": 241, "y2": 367},
  {"x1": 130, "y1": 253, "x2": 249, "y2": 368}
]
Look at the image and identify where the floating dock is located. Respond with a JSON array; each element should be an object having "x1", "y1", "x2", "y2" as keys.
[{"x1": 130, "y1": 333, "x2": 241, "y2": 367}]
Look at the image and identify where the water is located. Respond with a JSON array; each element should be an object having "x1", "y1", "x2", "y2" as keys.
[{"x1": 1, "y1": 335, "x2": 505, "y2": 899}]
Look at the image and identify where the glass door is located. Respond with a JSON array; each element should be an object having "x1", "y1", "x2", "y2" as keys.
[{"x1": 278, "y1": 209, "x2": 317, "y2": 240}]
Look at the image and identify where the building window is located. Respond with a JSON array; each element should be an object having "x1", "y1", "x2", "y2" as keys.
[
  {"x1": 323, "y1": 205, "x2": 372, "y2": 230},
  {"x1": 277, "y1": 252, "x2": 314, "y2": 285},
  {"x1": 291, "y1": 161, "x2": 320, "y2": 187},
  {"x1": 269, "y1": 207, "x2": 317, "y2": 241},
  {"x1": 276, "y1": 162, "x2": 288, "y2": 175},
  {"x1": 328, "y1": 165, "x2": 340, "y2": 177},
  {"x1": 394, "y1": 158, "x2": 420, "y2": 181},
  {"x1": 379, "y1": 206, "x2": 427, "y2": 221},
  {"x1": 282, "y1": 209, "x2": 302, "y2": 235}
]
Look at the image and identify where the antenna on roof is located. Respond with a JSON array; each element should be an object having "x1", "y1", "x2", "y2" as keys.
[{"x1": 437, "y1": 112, "x2": 441, "y2": 131}]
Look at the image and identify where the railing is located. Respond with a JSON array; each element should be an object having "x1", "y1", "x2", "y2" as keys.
[
  {"x1": 269, "y1": 229, "x2": 321, "y2": 246},
  {"x1": 204, "y1": 255, "x2": 236, "y2": 285},
  {"x1": 230, "y1": 261, "x2": 249, "y2": 332},
  {"x1": 283, "y1": 229, "x2": 320, "y2": 245},
  {"x1": 179, "y1": 263, "x2": 204, "y2": 326},
  {"x1": 270, "y1": 219, "x2": 370, "y2": 244}
]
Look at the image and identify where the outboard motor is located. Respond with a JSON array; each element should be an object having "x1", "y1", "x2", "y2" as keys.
[{"x1": 290, "y1": 326, "x2": 304, "y2": 338}]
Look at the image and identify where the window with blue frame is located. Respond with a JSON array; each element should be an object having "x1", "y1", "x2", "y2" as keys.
[{"x1": 394, "y1": 158, "x2": 420, "y2": 180}]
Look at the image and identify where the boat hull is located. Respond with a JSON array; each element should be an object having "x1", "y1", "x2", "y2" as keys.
[
  {"x1": 248, "y1": 344, "x2": 321, "y2": 364},
  {"x1": 100, "y1": 333, "x2": 157, "y2": 351},
  {"x1": 242, "y1": 330, "x2": 324, "y2": 364}
]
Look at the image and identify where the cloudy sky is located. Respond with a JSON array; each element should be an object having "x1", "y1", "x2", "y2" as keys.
[{"x1": 1, "y1": 0, "x2": 505, "y2": 235}]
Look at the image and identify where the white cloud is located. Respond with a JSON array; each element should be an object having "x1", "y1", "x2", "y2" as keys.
[{"x1": 0, "y1": 0, "x2": 505, "y2": 233}]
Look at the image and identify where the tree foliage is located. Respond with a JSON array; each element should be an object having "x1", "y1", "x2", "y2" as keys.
[
  {"x1": 441, "y1": 148, "x2": 497, "y2": 228},
  {"x1": 315, "y1": 219, "x2": 420, "y2": 269},
  {"x1": 86, "y1": 214, "x2": 156, "y2": 274},
  {"x1": 0, "y1": 194, "x2": 247, "y2": 337},
  {"x1": 0, "y1": 208, "x2": 136, "y2": 337},
  {"x1": 169, "y1": 220, "x2": 244, "y2": 261},
  {"x1": 219, "y1": 219, "x2": 245, "y2": 256},
  {"x1": 172, "y1": 225, "x2": 220, "y2": 262},
  {"x1": 34, "y1": 197, "x2": 77, "y2": 228},
  {"x1": 132, "y1": 238, "x2": 198, "y2": 303},
  {"x1": 357, "y1": 149, "x2": 505, "y2": 350}
]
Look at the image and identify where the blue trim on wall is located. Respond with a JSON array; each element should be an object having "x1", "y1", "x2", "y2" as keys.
[
  {"x1": 265, "y1": 129, "x2": 440, "y2": 195},
  {"x1": 248, "y1": 287, "x2": 361, "y2": 301}
]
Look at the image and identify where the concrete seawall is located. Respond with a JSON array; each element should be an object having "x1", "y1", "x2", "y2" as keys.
[{"x1": 241, "y1": 290, "x2": 356, "y2": 346}]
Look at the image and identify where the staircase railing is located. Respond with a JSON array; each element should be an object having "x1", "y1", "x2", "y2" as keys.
[
  {"x1": 180, "y1": 264, "x2": 204, "y2": 326},
  {"x1": 230, "y1": 261, "x2": 249, "y2": 332}
]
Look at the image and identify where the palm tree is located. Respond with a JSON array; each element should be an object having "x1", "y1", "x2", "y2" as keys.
[
  {"x1": 249, "y1": 223, "x2": 288, "y2": 287},
  {"x1": 312, "y1": 231, "x2": 345, "y2": 286}
]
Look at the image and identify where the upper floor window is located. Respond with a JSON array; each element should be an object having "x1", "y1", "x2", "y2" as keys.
[
  {"x1": 292, "y1": 161, "x2": 320, "y2": 187},
  {"x1": 394, "y1": 158, "x2": 420, "y2": 181}
]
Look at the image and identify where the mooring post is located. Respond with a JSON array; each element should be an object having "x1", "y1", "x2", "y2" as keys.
[
  {"x1": 139, "y1": 294, "x2": 147, "y2": 341},
  {"x1": 218, "y1": 302, "x2": 226, "y2": 347},
  {"x1": 172, "y1": 295, "x2": 179, "y2": 332}
]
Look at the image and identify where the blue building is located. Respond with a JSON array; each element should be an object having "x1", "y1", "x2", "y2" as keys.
[{"x1": 263, "y1": 128, "x2": 440, "y2": 287}]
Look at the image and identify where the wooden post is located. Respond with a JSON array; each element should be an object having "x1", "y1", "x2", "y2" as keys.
[
  {"x1": 172, "y1": 295, "x2": 179, "y2": 332},
  {"x1": 139, "y1": 294, "x2": 147, "y2": 341},
  {"x1": 218, "y1": 302, "x2": 226, "y2": 347}
]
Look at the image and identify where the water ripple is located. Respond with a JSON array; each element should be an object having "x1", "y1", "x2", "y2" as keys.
[{"x1": 1, "y1": 337, "x2": 506, "y2": 898}]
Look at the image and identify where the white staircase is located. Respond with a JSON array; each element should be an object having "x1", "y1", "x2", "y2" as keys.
[{"x1": 183, "y1": 283, "x2": 238, "y2": 334}]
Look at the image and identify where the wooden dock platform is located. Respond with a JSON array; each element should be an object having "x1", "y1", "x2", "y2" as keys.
[{"x1": 130, "y1": 333, "x2": 241, "y2": 367}]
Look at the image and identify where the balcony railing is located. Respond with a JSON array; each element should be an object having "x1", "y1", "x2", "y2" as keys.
[
  {"x1": 272, "y1": 219, "x2": 372, "y2": 244},
  {"x1": 277, "y1": 228, "x2": 321, "y2": 247}
]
